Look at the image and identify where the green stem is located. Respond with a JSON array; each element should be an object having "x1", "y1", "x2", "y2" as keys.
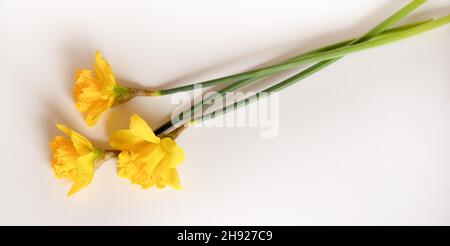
[
  {"x1": 153, "y1": 19, "x2": 435, "y2": 135},
  {"x1": 191, "y1": 12, "x2": 449, "y2": 127},
  {"x1": 262, "y1": 0, "x2": 427, "y2": 92},
  {"x1": 153, "y1": 1, "x2": 428, "y2": 96},
  {"x1": 154, "y1": 5, "x2": 435, "y2": 134},
  {"x1": 155, "y1": 77, "x2": 258, "y2": 135},
  {"x1": 154, "y1": 19, "x2": 433, "y2": 134}
]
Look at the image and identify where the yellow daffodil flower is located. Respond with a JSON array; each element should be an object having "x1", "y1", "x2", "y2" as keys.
[
  {"x1": 109, "y1": 114, "x2": 185, "y2": 190},
  {"x1": 74, "y1": 51, "x2": 133, "y2": 127},
  {"x1": 50, "y1": 124, "x2": 104, "y2": 196}
]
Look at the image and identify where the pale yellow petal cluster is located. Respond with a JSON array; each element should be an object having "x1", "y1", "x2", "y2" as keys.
[
  {"x1": 110, "y1": 114, "x2": 185, "y2": 189},
  {"x1": 50, "y1": 124, "x2": 102, "y2": 196}
]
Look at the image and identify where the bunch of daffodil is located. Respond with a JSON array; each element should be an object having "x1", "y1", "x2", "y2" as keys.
[
  {"x1": 50, "y1": 114, "x2": 185, "y2": 195},
  {"x1": 49, "y1": 0, "x2": 450, "y2": 196}
]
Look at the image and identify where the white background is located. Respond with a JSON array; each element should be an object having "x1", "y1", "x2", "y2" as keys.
[{"x1": 0, "y1": 0, "x2": 449, "y2": 225}]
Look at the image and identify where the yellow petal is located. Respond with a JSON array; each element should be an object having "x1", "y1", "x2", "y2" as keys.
[
  {"x1": 56, "y1": 124, "x2": 93, "y2": 155},
  {"x1": 109, "y1": 129, "x2": 146, "y2": 150},
  {"x1": 74, "y1": 70, "x2": 104, "y2": 98},
  {"x1": 116, "y1": 143, "x2": 167, "y2": 189},
  {"x1": 94, "y1": 51, "x2": 116, "y2": 89},
  {"x1": 84, "y1": 99, "x2": 111, "y2": 127},
  {"x1": 160, "y1": 137, "x2": 185, "y2": 167},
  {"x1": 74, "y1": 73, "x2": 105, "y2": 112},
  {"x1": 151, "y1": 158, "x2": 181, "y2": 190},
  {"x1": 56, "y1": 124, "x2": 71, "y2": 135},
  {"x1": 167, "y1": 168, "x2": 182, "y2": 190},
  {"x1": 67, "y1": 153, "x2": 95, "y2": 196},
  {"x1": 50, "y1": 136, "x2": 79, "y2": 178},
  {"x1": 129, "y1": 114, "x2": 160, "y2": 143},
  {"x1": 117, "y1": 151, "x2": 152, "y2": 187}
]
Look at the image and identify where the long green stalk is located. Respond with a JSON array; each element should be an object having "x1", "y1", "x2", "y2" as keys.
[
  {"x1": 154, "y1": 78, "x2": 256, "y2": 135},
  {"x1": 154, "y1": 20, "x2": 433, "y2": 134},
  {"x1": 154, "y1": 1, "x2": 428, "y2": 96},
  {"x1": 262, "y1": 0, "x2": 426, "y2": 93},
  {"x1": 154, "y1": 0, "x2": 430, "y2": 134},
  {"x1": 190, "y1": 14, "x2": 449, "y2": 128},
  {"x1": 154, "y1": 20, "x2": 435, "y2": 134}
]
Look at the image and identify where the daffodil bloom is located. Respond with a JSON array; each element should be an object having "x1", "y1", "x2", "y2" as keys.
[
  {"x1": 74, "y1": 51, "x2": 133, "y2": 127},
  {"x1": 109, "y1": 114, "x2": 185, "y2": 190},
  {"x1": 50, "y1": 124, "x2": 104, "y2": 196}
]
